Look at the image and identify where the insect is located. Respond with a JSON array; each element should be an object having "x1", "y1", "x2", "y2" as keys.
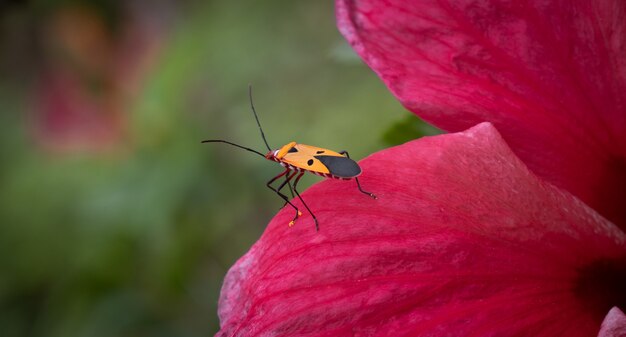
[{"x1": 202, "y1": 86, "x2": 376, "y2": 231}]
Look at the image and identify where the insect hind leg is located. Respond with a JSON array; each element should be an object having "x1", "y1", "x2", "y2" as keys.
[
  {"x1": 339, "y1": 151, "x2": 377, "y2": 199},
  {"x1": 355, "y1": 177, "x2": 377, "y2": 199}
]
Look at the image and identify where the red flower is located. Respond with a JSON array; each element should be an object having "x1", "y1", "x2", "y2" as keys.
[
  {"x1": 215, "y1": 1, "x2": 626, "y2": 336},
  {"x1": 337, "y1": 0, "x2": 626, "y2": 231}
]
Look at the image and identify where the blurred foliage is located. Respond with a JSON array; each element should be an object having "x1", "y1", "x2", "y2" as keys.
[
  {"x1": 382, "y1": 115, "x2": 443, "y2": 147},
  {"x1": 0, "y1": 1, "x2": 420, "y2": 336}
]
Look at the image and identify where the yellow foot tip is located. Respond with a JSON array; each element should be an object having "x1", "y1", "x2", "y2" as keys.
[
  {"x1": 297, "y1": 211, "x2": 303, "y2": 217},
  {"x1": 288, "y1": 220, "x2": 295, "y2": 227}
]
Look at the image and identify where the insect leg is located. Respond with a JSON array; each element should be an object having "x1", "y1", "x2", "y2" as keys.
[
  {"x1": 267, "y1": 169, "x2": 302, "y2": 226},
  {"x1": 279, "y1": 175, "x2": 295, "y2": 208},
  {"x1": 267, "y1": 168, "x2": 289, "y2": 187},
  {"x1": 276, "y1": 170, "x2": 298, "y2": 195},
  {"x1": 276, "y1": 171, "x2": 302, "y2": 222},
  {"x1": 355, "y1": 177, "x2": 377, "y2": 199},
  {"x1": 339, "y1": 151, "x2": 377, "y2": 199},
  {"x1": 285, "y1": 175, "x2": 295, "y2": 198},
  {"x1": 292, "y1": 172, "x2": 319, "y2": 231}
]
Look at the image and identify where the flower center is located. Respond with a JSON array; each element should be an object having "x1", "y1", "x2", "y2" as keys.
[{"x1": 574, "y1": 256, "x2": 626, "y2": 321}]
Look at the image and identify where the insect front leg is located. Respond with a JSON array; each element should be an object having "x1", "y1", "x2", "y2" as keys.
[
  {"x1": 339, "y1": 150, "x2": 377, "y2": 199},
  {"x1": 277, "y1": 170, "x2": 298, "y2": 199},
  {"x1": 285, "y1": 174, "x2": 295, "y2": 198},
  {"x1": 279, "y1": 174, "x2": 295, "y2": 209},
  {"x1": 266, "y1": 169, "x2": 302, "y2": 226},
  {"x1": 276, "y1": 171, "x2": 302, "y2": 224},
  {"x1": 292, "y1": 171, "x2": 319, "y2": 231}
]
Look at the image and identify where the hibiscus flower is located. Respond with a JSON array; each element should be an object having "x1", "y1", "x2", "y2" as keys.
[{"x1": 214, "y1": 1, "x2": 626, "y2": 336}]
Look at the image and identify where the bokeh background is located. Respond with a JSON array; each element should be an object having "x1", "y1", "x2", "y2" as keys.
[{"x1": 0, "y1": 1, "x2": 439, "y2": 335}]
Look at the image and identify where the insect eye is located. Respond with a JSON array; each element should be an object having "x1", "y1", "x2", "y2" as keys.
[
  {"x1": 307, "y1": 159, "x2": 314, "y2": 166},
  {"x1": 288, "y1": 147, "x2": 298, "y2": 153}
]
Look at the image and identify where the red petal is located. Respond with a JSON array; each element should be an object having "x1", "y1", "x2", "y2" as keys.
[
  {"x1": 598, "y1": 307, "x2": 626, "y2": 337},
  {"x1": 216, "y1": 123, "x2": 626, "y2": 337},
  {"x1": 337, "y1": 0, "x2": 626, "y2": 230}
]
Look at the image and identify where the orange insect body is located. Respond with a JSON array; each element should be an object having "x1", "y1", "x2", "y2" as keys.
[
  {"x1": 267, "y1": 142, "x2": 361, "y2": 180},
  {"x1": 202, "y1": 86, "x2": 376, "y2": 231}
]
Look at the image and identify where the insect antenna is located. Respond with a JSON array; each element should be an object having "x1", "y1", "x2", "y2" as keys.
[
  {"x1": 248, "y1": 84, "x2": 272, "y2": 152},
  {"x1": 201, "y1": 140, "x2": 266, "y2": 158}
]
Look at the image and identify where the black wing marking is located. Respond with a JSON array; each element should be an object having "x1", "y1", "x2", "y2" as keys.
[{"x1": 314, "y1": 155, "x2": 361, "y2": 178}]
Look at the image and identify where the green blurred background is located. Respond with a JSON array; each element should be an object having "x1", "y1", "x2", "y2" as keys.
[{"x1": 0, "y1": 1, "x2": 438, "y2": 335}]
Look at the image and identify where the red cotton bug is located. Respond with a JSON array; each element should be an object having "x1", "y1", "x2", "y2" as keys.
[{"x1": 202, "y1": 86, "x2": 377, "y2": 231}]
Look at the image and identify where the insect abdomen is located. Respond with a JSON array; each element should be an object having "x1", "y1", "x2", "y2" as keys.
[
  {"x1": 313, "y1": 155, "x2": 361, "y2": 178},
  {"x1": 279, "y1": 161, "x2": 354, "y2": 180}
]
